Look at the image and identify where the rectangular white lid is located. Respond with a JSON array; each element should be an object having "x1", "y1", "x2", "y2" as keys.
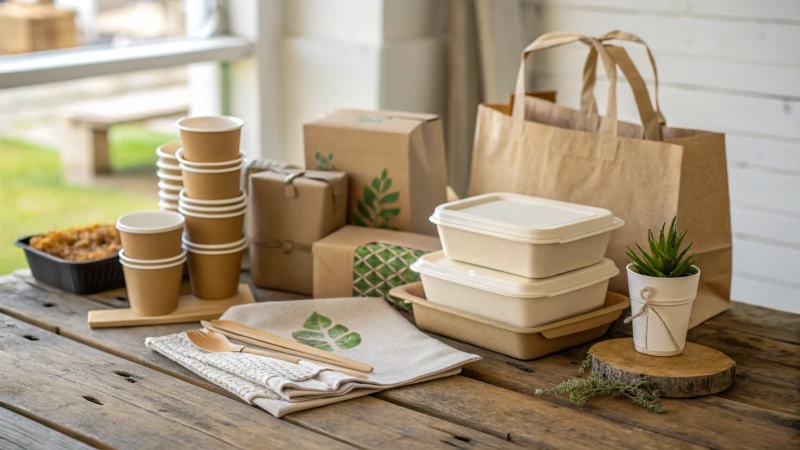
[
  {"x1": 411, "y1": 251, "x2": 619, "y2": 298},
  {"x1": 430, "y1": 193, "x2": 622, "y2": 243}
]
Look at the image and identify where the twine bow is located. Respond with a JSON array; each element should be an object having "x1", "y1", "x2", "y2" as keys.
[
  {"x1": 624, "y1": 287, "x2": 681, "y2": 352},
  {"x1": 279, "y1": 171, "x2": 344, "y2": 207}
]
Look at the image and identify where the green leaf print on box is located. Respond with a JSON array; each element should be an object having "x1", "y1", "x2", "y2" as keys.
[
  {"x1": 353, "y1": 169, "x2": 401, "y2": 229},
  {"x1": 315, "y1": 152, "x2": 334, "y2": 170},
  {"x1": 352, "y1": 242, "x2": 426, "y2": 311},
  {"x1": 292, "y1": 312, "x2": 361, "y2": 351}
]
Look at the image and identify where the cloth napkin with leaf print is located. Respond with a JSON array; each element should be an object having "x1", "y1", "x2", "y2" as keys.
[{"x1": 146, "y1": 296, "x2": 479, "y2": 417}]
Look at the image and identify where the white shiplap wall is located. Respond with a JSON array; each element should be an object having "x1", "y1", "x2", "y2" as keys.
[{"x1": 521, "y1": 0, "x2": 800, "y2": 313}]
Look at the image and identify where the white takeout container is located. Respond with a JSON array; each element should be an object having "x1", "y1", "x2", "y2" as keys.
[
  {"x1": 411, "y1": 251, "x2": 619, "y2": 328},
  {"x1": 430, "y1": 193, "x2": 624, "y2": 278}
]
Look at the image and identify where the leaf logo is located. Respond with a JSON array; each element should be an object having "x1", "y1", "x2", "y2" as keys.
[
  {"x1": 315, "y1": 152, "x2": 334, "y2": 170},
  {"x1": 353, "y1": 168, "x2": 400, "y2": 229},
  {"x1": 291, "y1": 312, "x2": 361, "y2": 351}
]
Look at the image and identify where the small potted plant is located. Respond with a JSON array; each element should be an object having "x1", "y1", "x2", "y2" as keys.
[{"x1": 626, "y1": 217, "x2": 700, "y2": 356}]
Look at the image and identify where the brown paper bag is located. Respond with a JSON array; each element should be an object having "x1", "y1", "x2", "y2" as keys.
[
  {"x1": 303, "y1": 109, "x2": 447, "y2": 236},
  {"x1": 469, "y1": 31, "x2": 732, "y2": 328},
  {"x1": 312, "y1": 226, "x2": 441, "y2": 309},
  {"x1": 248, "y1": 169, "x2": 348, "y2": 294}
]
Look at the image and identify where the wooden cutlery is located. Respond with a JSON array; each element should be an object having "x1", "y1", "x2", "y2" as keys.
[
  {"x1": 206, "y1": 319, "x2": 373, "y2": 373},
  {"x1": 186, "y1": 329, "x2": 299, "y2": 363},
  {"x1": 194, "y1": 322, "x2": 370, "y2": 379}
]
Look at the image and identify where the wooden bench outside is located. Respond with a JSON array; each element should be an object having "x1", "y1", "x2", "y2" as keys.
[{"x1": 60, "y1": 87, "x2": 188, "y2": 183}]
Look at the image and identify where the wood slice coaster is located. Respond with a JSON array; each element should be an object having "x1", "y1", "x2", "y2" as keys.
[
  {"x1": 88, "y1": 284, "x2": 255, "y2": 329},
  {"x1": 589, "y1": 338, "x2": 735, "y2": 398}
]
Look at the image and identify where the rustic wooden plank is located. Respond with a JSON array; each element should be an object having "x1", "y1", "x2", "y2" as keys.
[
  {"x1": 287, "y1": 396, "x2": 521, "y2": 449},
  {"x1": 377, "y1": 376, "x2": 701, "y2": 449},
  {"x1": 0, "y1": 272, "x2": 521, "y2": 449},
  {"x1": 0, "y1": 313, "x2": 349, "y2": 450},
  {"x1": 705, "y1": 300, "x2": 800, "y2": 344},
  {"x1": 0, "y1": 407, "x2": 94, "y2": 450},
  {"x1": 434, "y1": 336, "x2": 800, "y2": 448}
]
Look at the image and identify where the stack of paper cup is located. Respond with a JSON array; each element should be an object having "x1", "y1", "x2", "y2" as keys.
[
  {"x1": 156, "y1": 142, "x2": 183, "y2": 212},
  {"x1": 116, "y1": 211, "x2": 186, "y2": 316},
  {"x1": 175, "y1": 116, "x2": 246, "y2": 300}
]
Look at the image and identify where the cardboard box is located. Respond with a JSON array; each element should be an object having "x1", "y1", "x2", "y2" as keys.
[
  {"x1": 304, "y1": 108, "x2": 447, "y2": 236},
  {"x1": 312, "y1": 225, "x2": 441, "y2": 309},
  {"x1": 249, "y1": 169, "x2": 348, "y2": 294},
  {"x1": 0, "y1": 3, "x2": 78, "y2": 54}
]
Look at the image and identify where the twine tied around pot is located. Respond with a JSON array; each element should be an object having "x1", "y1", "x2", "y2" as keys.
[{"x1": 624, "y1": 287, "x2": 681, "y2": 352}]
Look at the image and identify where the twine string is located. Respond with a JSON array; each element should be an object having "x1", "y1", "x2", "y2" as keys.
[{"x1": 623, "y1": 287, "x2": 681, "y2": 351}]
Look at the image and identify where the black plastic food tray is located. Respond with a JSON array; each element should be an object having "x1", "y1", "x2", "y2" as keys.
[{"x1": 15, "y1": 235, "x2": 125, "y2": 295}]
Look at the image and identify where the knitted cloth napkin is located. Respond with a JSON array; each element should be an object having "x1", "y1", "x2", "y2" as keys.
[{"x1": 146, "y1": 296, "x2": 479, "y2": 417}]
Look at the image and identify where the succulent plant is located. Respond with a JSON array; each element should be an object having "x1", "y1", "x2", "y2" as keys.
[{"x1": 627, "y1": 216, "x2": 698, "y2": 278}]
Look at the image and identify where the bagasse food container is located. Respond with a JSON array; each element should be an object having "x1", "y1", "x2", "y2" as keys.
[
  {"x1": 390, "y1": 282, "x2": 630, "y2": 360},
  {"x1": 430, "y1": 193, "x2": 624, "y2": 278},
  {"x1": 412, "y1": 251, "x2": 619, "y2": 328},
  {"x1": 15, "y1": 236, "x2": 125, "y2": 295}
]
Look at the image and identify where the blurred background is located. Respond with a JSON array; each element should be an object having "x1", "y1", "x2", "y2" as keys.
[{"x1": 0, "y1": 0, "x2": 797, "y2": 313}]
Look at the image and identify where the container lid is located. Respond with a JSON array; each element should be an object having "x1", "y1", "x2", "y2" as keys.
[
  {"x1": 411, "y1": 251, "x2": 619, "y2": 298},
  {"x1": 430, "y1": 193, "x2": 622, "y2": 244}
]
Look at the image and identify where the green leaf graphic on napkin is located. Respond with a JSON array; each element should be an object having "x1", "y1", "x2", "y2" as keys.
[
  {"x1": 352, "y1": 169, "x2": 400, "y2": 229},
  {"x1": 292, "y1": 312, "x2": 361, "y2": 351}
]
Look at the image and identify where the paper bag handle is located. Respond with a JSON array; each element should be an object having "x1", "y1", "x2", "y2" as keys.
[
  {"x1": 581, "y1": 45, "x2": 663, "y2": 141},
  {"x1": 512, "y1": 33, "x2": 619, "y2": 138},
  {"x1": 580, "y1": 31, "x2": 667, "y2": 140}
]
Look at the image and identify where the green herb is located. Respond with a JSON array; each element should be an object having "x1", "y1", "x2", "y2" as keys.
[
  {"x1": 292, "y1": 312, "x2": 361, "y2": 351},
  {"x1": 534, "y1": 353, "x2": 666, "y2": 413},
  {"x1": 315, "y1": 152, "x2": 334, "y2": 170},
  {"x1": 626, "y1": 216, "x2": 698, "y2": 278},
  {"x1": 352, "y1": 169, "x2": 400, "y2": 229}
]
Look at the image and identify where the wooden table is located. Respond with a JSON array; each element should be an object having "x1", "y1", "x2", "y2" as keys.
[{"x1": 1, "y1": 270, "x2": 797, "y2": 449}]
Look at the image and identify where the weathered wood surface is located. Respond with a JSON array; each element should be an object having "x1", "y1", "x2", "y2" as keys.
[
  {"x1": 0, "y1": 407, "x2": 94, "y2": 450},
  {"x1": 2, "y1": 270, "x2": 799, "y2": 449},
  {"x1": 589, "y1": 339, "x2": 736, "y2": 398},
  {"x1": 377, "y1": 376, "x2": 700, "y2": 449},
  {"x1": 0, "y1": 313, "x2": 349, "y2": 450},
  {"x1": 438, "y1": 334, "x2": 800, "y2": 449},
  {"x1": 0, "y1": 272, "x2": 520, "y2": 449}
]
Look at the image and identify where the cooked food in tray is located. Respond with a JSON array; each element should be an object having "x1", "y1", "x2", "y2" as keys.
[{"x1": 29, "y1": 223, "x2": 122, "y2": 262}]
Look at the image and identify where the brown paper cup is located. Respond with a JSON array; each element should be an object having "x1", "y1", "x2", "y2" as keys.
[
  {"x1": 179, "y1": 188, "x2": 246, "y2": 207},
  {"x1": 180, "y1": 163, "x2": 243, "y2": 200},
  {"x1": 156, "y1": 161, "x2": 183, "y2": 177},
  {"x1": 185, "y1": 240, "x2": 246, "y2": 300},
  {"x1": 180, "y1": 206, "x2": 245, "y2": 245},
  {"x1": 157, "y1": 170, "x2": 183, "y2": 187},
  {"x1": 176, "y1": 116, "x2": 243, "y2": 162},
  {"x1": 176, "y1": 148, "x2": 244, "y2": 169},
  {"x1": 156, "y1": 142, "x2": 181, "y2": 163},
  {"x1": 159, "y1": 200, "x2": 179, "y2": 212},
  {"x1": 116, "y1": 210, "x2": 185, "y2": 260},
  {"x1": 178, "y1": 199, "x2": 247, "y2": 214},
  {"x1": 121, "y1": 256, "x2": 185, "y2": 316}
]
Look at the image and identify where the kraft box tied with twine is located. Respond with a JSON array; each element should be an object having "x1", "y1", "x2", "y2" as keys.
[{"x1": 248, "y1": 169, "x2": 348, "y2": 295}]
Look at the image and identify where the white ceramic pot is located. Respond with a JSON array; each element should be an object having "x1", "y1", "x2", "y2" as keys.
[{"x1": 626, "y1": 264, "x2": 700, "y2": 356}]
